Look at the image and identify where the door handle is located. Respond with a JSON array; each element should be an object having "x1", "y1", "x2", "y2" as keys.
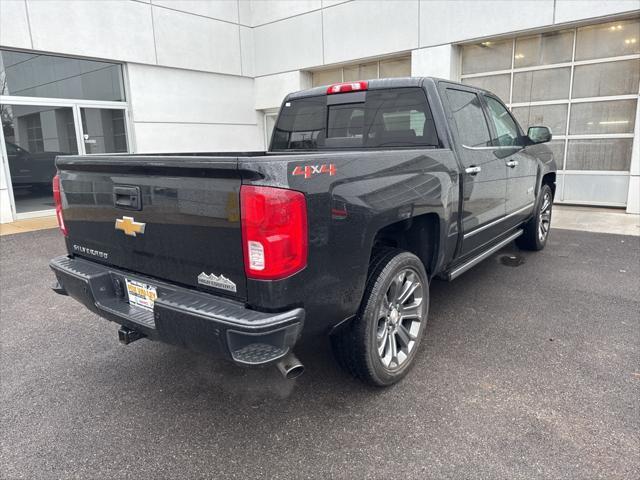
[
  {"x1": 506, "y1": 160, "x2": 519, "y2": 168},
  {"x1": 465, "y1": 166, "x2": 481, "y2": 175},
  {"x1": 114, "y1": 185, "x2": 142, "y2": 210}
]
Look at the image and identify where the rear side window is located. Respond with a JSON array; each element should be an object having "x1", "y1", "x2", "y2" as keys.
[
  {"x1": 445, "y1": 89, "x2": 491, "y2": 148},
  {"x1": 271, "y1": 88, "x2": 439, "y2": 150}
]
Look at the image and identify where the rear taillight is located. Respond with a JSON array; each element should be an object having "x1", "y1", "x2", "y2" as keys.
[
  {"x1": 52, "y1": 175, "x2": 67, "y2": 236},
  {"x1": 240, "y1": 185, "x2": 307, "y2": 280},
  {"x1": 327, "y1": 81, "x2": 368, "y2": 94}
]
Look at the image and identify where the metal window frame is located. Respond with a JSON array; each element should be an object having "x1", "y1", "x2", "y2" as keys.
[
  {"x1": 459, "y1": 21, "x2": 640, "y2": 206},
  {"x1": 1, "y1": 93, "x2": 133, "y2": 222}
]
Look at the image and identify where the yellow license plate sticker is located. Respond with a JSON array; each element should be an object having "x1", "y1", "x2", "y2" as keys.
[{"x1": 125, "y1": 278, "x2": 157, "y2": 311}]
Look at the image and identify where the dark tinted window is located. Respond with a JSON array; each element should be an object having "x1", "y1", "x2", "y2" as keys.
[
  {"x1": 0, "y1": 49, "x2": 125, "y2": 101},
  {"x1": 445, "y1": 89, "x2": 491, "y2": 147},
  {"x1": 271, "y1": 88, "x2": 438, "y2": 150}
]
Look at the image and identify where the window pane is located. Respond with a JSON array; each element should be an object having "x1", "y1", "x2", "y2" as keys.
[
  {"x1": 575, "y1": 18, "x2": 640, "y2": 61},
  {"x1": 272, "y1": 88, "x2": 437, "y2": 150},
  {"x1": 80, "y1": 108, "x2": 128, "y2": 154},
  {"x1": 569, "y1": 99, "x2": 637, "y2": 134},
  {"x1": 572, "y1": 59, "x2": 640, "y2": 98},
  {"x1": 546, "y1": 140, "x2": 566, "y2": 170},
  {"x1": 1, "y1": 103, "x2": 77, "y2": 213},
  {"x1": 566, "y1": 138, "x2": 633, "y2": 171},
  {"x1": 343, "y1": 62, "x2": 378, "y2": 81},
  {"x1": 511, "y1": 104, "x2": 568, "y2": 135},
  {"x1": 0, "y1": 49, "x2": 124, "y2": 101},
  {"x1": 312, "y1": 68, "x2": 342, "y2": 87},
  {"x1": 379, "y1": 57, "x2": 411, "y2": 78},
  {"x1": 512, "y1": 68, "x2": 571, "y2": 102},
  {"x1": 514, "y1": 30, "x2": 573, "y2": 68},
  {"x1": 461, "y1": 39, "x2": 512, "y2": 74},
  {"x1": 445, "y1": 89, "x2": 491, "y2": 147},
  {"x1": 484, "y1": 96, "x2": 521, "y2": 146},
  {"x1": 461, "y1": 74, "x2": 511, "y2": 102}
]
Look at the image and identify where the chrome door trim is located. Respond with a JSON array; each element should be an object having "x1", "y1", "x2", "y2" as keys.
[
  {"x1": 449, "y1": 230, "x2": 523, "y2": 280},
  {"x1": 463, "y1": 202, "x2": 535, "y2": 239}
]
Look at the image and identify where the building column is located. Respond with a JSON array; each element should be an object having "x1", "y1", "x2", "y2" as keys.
[
  {"x1": 626, "y1": 102, "x2": 640, "y2": 214},
  {"x1": 411, "y1": 44, "x2": 459, "y2": 80},
  {"x1": 0, "y1": 137, "x2": 15, "y2": 223}
]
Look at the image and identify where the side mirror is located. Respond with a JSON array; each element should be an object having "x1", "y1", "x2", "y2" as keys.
[{"x1": 527, "y1": 126, "x2": 552, "y2": 144}]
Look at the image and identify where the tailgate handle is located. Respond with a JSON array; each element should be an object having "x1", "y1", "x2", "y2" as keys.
[{"x1": 114, "y1": 186, "x2": 142, "y2": 210}]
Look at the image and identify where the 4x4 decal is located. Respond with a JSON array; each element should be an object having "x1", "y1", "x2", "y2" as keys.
[{"x1": 292, "y1": 164, "x2": 336, "y2": 179}]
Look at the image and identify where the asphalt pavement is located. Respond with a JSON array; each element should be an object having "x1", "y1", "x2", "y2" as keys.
[{"x1": 1, "y1": 228, "x2": 638, "y2": 479}]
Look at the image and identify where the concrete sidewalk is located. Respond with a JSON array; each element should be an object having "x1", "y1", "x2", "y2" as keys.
[{"x1": 2, "y1": 205, "x2": 638, "y2": 237}]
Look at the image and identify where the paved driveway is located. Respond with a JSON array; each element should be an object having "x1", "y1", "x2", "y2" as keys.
[{"x1": 1, "y1": 228, "x2": 638, "y2": 479}]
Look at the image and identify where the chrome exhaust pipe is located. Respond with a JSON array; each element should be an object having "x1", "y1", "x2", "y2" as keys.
[{"x1": 276, "y1": 352, "x2": 305, "y2": 380}]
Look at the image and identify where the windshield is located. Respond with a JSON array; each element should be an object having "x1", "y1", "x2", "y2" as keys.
[{"x1": 271, "y1": 87, "x2": 439, "y2": 150}]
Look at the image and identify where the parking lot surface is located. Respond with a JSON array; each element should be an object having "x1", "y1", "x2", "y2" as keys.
[{"x1": 1, "y1": 228, "x2": 638, "y2": 479}]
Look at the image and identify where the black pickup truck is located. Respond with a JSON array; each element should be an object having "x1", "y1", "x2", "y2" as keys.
[{"x1": 50, "y1": 77, "x2": 556, "y2": 386}]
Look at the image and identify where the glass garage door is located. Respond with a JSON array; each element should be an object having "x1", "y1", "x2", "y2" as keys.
[{"x1": 460, "y1": 18, "x2": 640, "y2": 207}]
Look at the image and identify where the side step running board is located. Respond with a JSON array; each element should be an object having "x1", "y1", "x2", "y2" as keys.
[{"x1": 446, "y1": 230, "x2": 523, "y2": 281}]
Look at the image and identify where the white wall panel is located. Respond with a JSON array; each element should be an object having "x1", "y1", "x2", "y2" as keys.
[
  {"x1": 255, "y1": 70, "x2": 312, "y2": 110},
  {"x1": 0, "y1": 189, "x2": 13, "y2": 223},
  {"x1": 322, "y1": 0, "x2": 351, "y2": 7},
  {"x1": 254, "y1": 11, "x2": 322, "y2": 76},
  {"x1": 323, "y1": 0, "x2": 419, "y2": 64},
  {"x1": 153, "y1": 7, "x2": 241, "y2": 75},
  {"x1": 127, "y1": 63, "x2": 256, "y2": 124},
  {"x1": 0, "y1": 0, "x2": 32, "y2": 49},
  {"x1": 240, "y1": 26, "x2": 255, "y2": 77},
  {"x1": 133, "y1": 121, "x2": 263, "y2": 153},
  {"x1": 248, "y1": 0, "x2": 320, "y2": 26},
  {"x1": 555, "y1": 0, "x2": 639, "y2": 24},
  {"x1": 151, "y1": 0, "x2": 239, "y2": 23},
  {"x1": 419, "y1": 0, "x2": 554, "y2": 47},
  {"x1": 26, "y1": 0, "x2": 156, "y2": 64},
  {"x1": 411, "y1": 45, "x2": 458, "y2": 79}
]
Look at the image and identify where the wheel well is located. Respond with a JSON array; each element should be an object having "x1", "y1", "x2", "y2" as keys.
[
  {"x1": 542, "y1": 172, "x2": 556, "y2": 197},
  {"x1": 371, "y1": 213, "x2": 440, "y2": 275}
]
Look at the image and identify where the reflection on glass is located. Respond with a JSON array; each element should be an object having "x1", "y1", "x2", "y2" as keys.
[
  {"x1": 512, "y1": 104, "x2": 568, "y2": 135},
  {"x1": 1, "y1": 49, "x2": 125, "y2": 101},
  {"x1": 569, "y1": 100, "x2": 637, "y2": 135},
  {"x1": 572, "y1": 59, "x2": 640, "y2": 98},
  {"x1": 575, "y1": 18, "x2": 640, "y2": 61},
  {"x1": 512, "y1": 68, "x2": 571, "y2": 102},
  {"x1": 80, "y1": 108, "x2": 128, "y2": 154},
  {"x1": 461, "y1": 74, "x2": 511, "y2": 102},
  {"x1": 461, "y1": 39, "x2": 512, "y2": 74},
  {"x1": 567, "y1": 138, "x2": 633, "y2": 171},
  {"x1": 514, "y1": 30, "x2": 574, "y2": 68},
  {"x1": 1, "y1": 104, "x2": 77, "y2": 213}
]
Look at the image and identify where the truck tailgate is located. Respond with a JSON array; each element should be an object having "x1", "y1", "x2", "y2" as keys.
[{"x1": 57, "y1": 155, "x2": 248, "y2": 300}]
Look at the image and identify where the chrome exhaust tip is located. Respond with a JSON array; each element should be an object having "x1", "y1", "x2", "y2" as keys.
[{"x1": 276, "y1": 352, "x2": 305, "y2": 380}]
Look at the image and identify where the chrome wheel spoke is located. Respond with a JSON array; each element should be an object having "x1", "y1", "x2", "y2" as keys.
[{"x1": 376, "y1": 267, "x2": 425, "y2": 371}]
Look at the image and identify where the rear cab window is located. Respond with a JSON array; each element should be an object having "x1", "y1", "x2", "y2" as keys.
[{"x1": 271, "y1": 87, "x2": 439, "y2": 151}]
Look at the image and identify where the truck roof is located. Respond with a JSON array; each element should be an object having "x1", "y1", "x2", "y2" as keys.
[{"x1": 286, "y1": 76, "x2": 492, "y2": 101}]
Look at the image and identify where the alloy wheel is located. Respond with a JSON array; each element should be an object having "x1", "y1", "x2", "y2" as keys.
[
  {"x1": 376, "y1": 268, "x2": 425, "y2": 370},
  {"x1": 538, "y1": 191, "x2": 552, "y2": 242}
]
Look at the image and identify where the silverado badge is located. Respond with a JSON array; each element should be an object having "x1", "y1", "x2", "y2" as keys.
[
  {"x1": 198, "y1": 272, "x2": 237, "y2": 292},
  {"x1": 115, "y1": 216, "x2": 146, "y2": 237}
]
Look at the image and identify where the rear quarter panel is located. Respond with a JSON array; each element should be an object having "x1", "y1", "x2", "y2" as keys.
[{"x1": 240, "y1": 148, "x2": 460, "y2": 336}]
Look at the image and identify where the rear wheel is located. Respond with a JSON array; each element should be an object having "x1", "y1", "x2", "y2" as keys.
[
  {"x1": 331, "y1": 249, "x2": 429, "y2": 386},
  {"x1": 517, "y1": 184, "x2": 553, "y2": 251}
]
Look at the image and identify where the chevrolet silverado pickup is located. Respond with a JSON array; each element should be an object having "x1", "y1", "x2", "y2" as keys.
[{"x1": 50, "y1": 77, "x2": 556, "y2": 386}]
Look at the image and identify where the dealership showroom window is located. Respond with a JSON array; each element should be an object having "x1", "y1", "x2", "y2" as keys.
[{"x1": 0, "y1": 2, "x2": 638, "y2": 223}]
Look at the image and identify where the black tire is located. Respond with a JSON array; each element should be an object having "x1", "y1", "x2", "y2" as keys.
[
  {"x1": 331, "y1": 248, "x2": 429, "y2": 387},
  {"x1": 516, "y1": 183, "x2": 553, "y2": 251}
]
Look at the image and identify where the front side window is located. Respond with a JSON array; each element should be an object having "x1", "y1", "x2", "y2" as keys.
[
  {"x1": 271, "y1": 88, "x2": 438, "y2": 150},
  {"x1": 484, "y1": 96, "x2": 522, "y2": 146}
]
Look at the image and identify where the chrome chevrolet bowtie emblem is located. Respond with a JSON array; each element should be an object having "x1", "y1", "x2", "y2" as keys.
[{"x1": 115, "y1": 216, "x2": 146, "y2": 237}]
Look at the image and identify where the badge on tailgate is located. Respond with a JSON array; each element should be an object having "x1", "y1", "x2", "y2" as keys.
[{"x1": 115, "y1": 216, "x2": 146, "y2": 237}]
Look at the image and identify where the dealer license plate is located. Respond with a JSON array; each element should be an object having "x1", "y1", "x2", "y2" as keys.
[{"x1": 125, "y1": 278, "x2": 157, "y2": 311}]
